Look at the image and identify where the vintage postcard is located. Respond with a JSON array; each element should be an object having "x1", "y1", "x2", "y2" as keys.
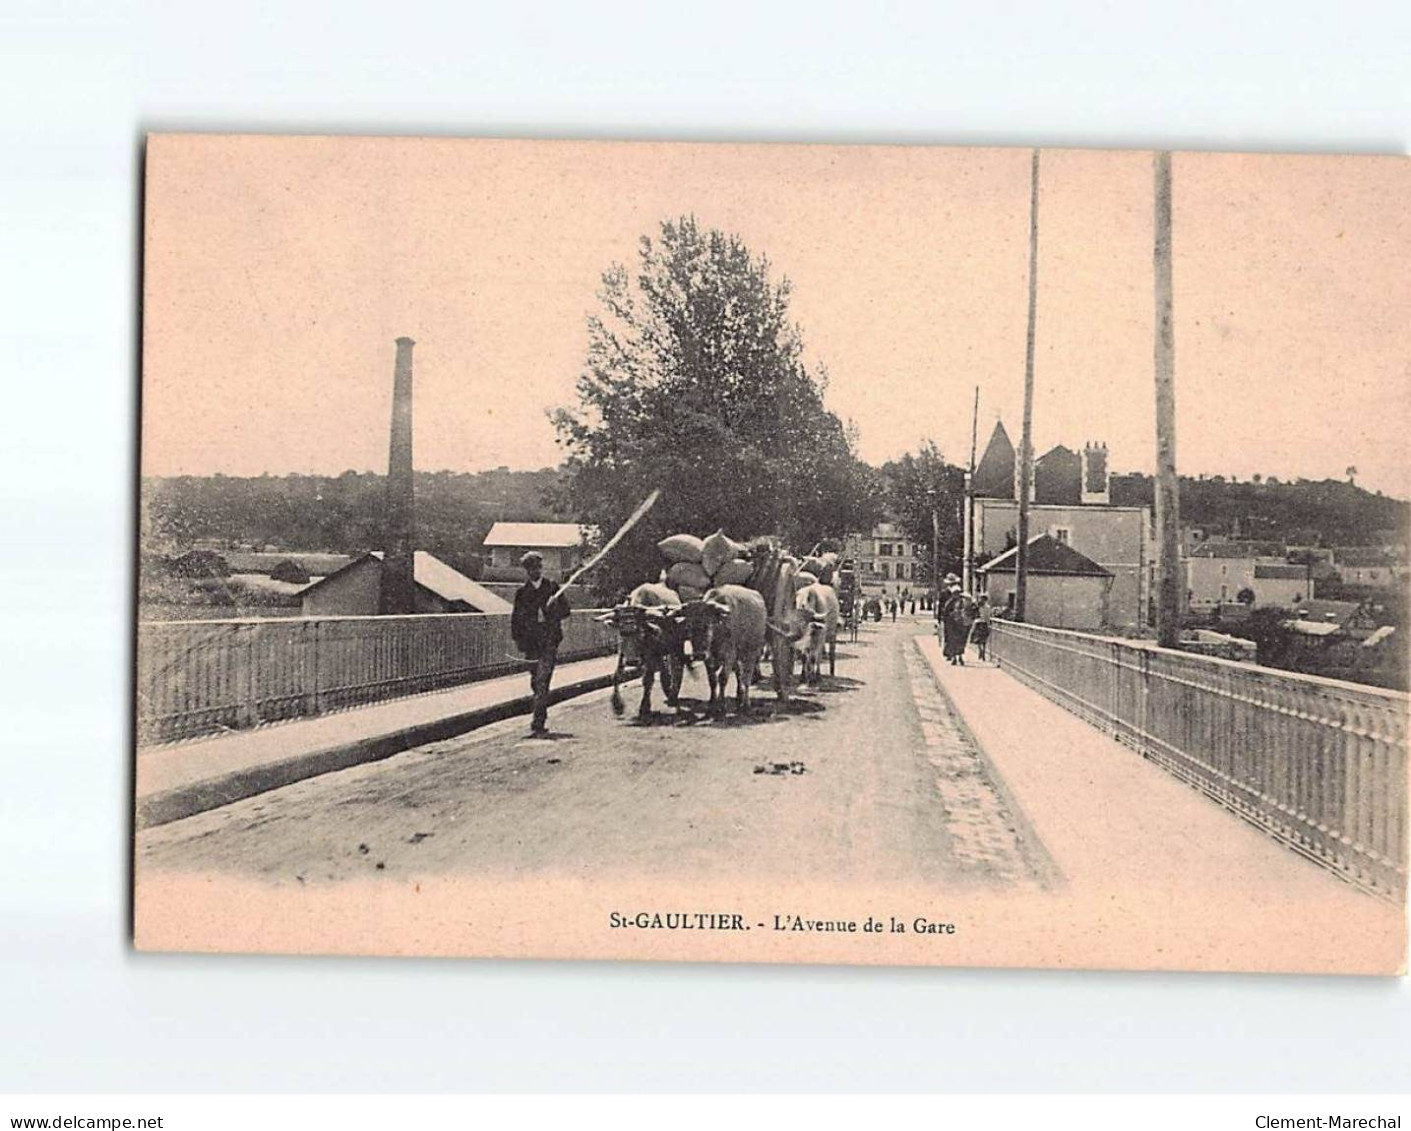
[{"x1": 135, "y1": 135, "x2": 1407, "y2": 973}]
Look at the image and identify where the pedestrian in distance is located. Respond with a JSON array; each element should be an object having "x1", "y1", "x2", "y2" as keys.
[
  {"x1": 971, "y1": 593, "x2": 992, "y2": 662},
  {"x1": 511, "y1": 551, "x2": 572, "y2": 736}
]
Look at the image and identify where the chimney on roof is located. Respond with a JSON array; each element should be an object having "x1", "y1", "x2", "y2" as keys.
[
  {"x1": 1081, "y1": 441, "x2": 1110, "y2": 505},
  {"x1": 380, "y1": 337, "x2": 418, "y2": 615}
]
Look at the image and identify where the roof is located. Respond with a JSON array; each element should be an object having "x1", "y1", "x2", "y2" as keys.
[
  {"x1": 972, "y1": 421, "x2": 1017, "y2": 498},
  {"x1": 1190, "y1": 542, "x2": 1285, "y2": 559},
  {"x1": 978, "y1": 534, "x2": 1111, "y2": 577},
  {"x1": 406, "y1": 551, "x2": 514, "y2": 613},
  {"x1": 482, "y1": 522, "x2": 594, "y2": 549},
  {"x1": 1292, "y1": 599, "x2": 1360, "y2": 624},
  {"x1": 1254, "y1": 564, "x2": 1306, "y2": 580},
  {"x1": 301, "y1": 551, "x2": 514, "y2": 613},
  {"x1": 1334, "y1": 547, "x2": 1398, "y2": 568},
  {"x1": 1287, "y1": 619, "x2": 1341, "y2": 637}
]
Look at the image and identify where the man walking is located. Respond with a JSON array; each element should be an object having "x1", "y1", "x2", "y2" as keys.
[{"x1": 511, "y1": 551, "x2": 571, "y2": 736}]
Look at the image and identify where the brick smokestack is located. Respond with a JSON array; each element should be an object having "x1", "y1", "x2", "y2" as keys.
[{"x1": 380, "y1": 337, "x2": 417, "y2": 615}]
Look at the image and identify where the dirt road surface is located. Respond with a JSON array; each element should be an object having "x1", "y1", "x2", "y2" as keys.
[{"x1": 137, "y1": 617, "x2": 1048, "y2": 891}]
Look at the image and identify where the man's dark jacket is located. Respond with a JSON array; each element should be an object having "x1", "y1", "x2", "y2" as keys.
[{"x1": 511, "y1": 579, "x2": 570, "y2": 658}]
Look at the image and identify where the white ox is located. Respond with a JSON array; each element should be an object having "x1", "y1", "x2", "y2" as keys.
[{"x1": 791, "y1": 582, "x2": 840, "y2": 685}]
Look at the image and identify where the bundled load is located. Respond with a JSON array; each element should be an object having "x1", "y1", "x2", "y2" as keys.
[
  {"x1": 701, "y1": 529, "x2": 748, "y2": 578},
  {"x1": 711, "y1": 558, "x2": 754, "y2": 585},
  {"x1": 666, "y1": 560, "x2": 712, "y2": 592},
  {"x1": 657, "y1": 534, "x2": 705, "y2": 564},
  {"x1": 794, "y1": 570, "x2": 819, "y2": 590},
  {"x1": 655, "y1": 527, "x2": 755, "y2": 595}
]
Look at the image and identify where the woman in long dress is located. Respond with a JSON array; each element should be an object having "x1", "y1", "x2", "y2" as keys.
[{"x1": 941, "y1": 583, "x2": 975, "y2": 665}]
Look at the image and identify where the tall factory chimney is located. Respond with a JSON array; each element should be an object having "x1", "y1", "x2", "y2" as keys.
[{"x1": 380, "y1": 336, "x2": 417, "y2": 615}]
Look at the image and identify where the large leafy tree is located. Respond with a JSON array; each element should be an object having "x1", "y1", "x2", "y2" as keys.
[
  {"x1": 878, "y1": 441, "x2": 967, "y2": 586},
  {"x1": 552, "y1": 217, "x2": 880, "y2": 597}
]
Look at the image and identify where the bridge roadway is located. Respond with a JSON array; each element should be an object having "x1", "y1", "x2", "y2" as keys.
[
  {"x1": 135, "y1": 614, "x2": 1404, "y2": 972},
  {"x1": 137, "y1": 615, "x2": 1046, "y2": 890}
]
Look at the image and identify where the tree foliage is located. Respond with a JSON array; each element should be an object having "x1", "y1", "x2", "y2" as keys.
[
  {"x1": 552, "y1": 217, "x2": 880, "y2": 596},
  {"x1": 877, "y1": 441, "x2": 967, "y2": 585}
]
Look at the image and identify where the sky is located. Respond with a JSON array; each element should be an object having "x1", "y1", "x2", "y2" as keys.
[{"x1": 142, "y1": 137, "x2": 1410, "y2": 497}]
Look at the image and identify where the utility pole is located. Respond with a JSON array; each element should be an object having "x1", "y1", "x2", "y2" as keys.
[
  {"x1": 964, "y1": 386, "x2": 979, "y2": 593},
  {"x1": 1154, "y1": 151, "x2": 1182, "y2": 647},
  {"x1": 1016, "y1": 149, "x2": 1040, "y2": 621},
  {"x1": 932, "y1": 504, "x2": 941, "y2": 602}
]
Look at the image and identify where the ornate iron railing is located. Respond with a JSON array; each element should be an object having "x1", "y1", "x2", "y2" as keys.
[{"x1": 989, "y1": 620, "x2": 1407, "y2": 901}]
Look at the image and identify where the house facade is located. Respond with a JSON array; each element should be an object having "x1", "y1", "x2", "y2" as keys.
[
  {"x1": 969, "y1": 422, "x2": 1148, "y2": 628},
  {"x1": 1332, "y1": 548, "x2": 1404, "y2": 589},
  {"x1": 481, "y1": 522, "x2": 595, "y2": 579},
  {"x1": 978, "y1": 534, "x2": 1113, "y2": 631},
  {"x1": 973, "y1": 499, "x2": 1149, "y2": 628},
  {"x1": 1185, "y1": 544, "x2": 1308, "y2": 610},
  {"x1": 843, "y1": 522, "x2": 923, "y2": 588}
]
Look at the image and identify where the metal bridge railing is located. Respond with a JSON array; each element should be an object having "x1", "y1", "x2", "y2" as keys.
[
  {"x1": 989, "y1": 619, "x2": 1408, "y2": 901},
  {"x1": 136, "y1": 611, "x2": 618, "y2": 747}
]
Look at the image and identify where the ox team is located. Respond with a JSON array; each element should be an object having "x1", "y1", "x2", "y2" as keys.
[{"x1": 595, "y1": 532, "x2": 842, "y2": 722}]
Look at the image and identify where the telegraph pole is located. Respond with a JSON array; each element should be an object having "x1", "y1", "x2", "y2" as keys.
[
  {"x1": 964, "y1": 386, "x2": 979, "y2": 593},
  {"x1": 1015, "y1": 149, "x2": 1039, "y2": 621},
  {"x1": 1153, "y1": 151, "x2": 1182, "y2": 647}
]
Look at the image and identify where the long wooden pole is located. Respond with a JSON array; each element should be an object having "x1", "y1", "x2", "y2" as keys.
[
  {"x1": 1016, "y1": 149, "x2": 1039, "y2": 621},
  {"x1": 1154, "y1": 151, "x2": 1182, "y2": 647}
]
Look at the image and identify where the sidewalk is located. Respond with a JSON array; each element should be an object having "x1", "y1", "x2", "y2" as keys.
[
  {"x1": 915, "y1": 632, "x2": 1405, "y2": 973},
  {"x1": 135, "y1": 654, "x2": 621, "y2": 829}
]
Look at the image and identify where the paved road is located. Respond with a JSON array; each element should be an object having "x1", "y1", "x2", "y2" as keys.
[{"x1": 137, "y1": 616, "x2": 1048, "y2": 891}]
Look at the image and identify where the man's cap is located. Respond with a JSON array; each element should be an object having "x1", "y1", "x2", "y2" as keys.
[{"x1": 520, "y1": 551, "x2": 544, "y2": 568}]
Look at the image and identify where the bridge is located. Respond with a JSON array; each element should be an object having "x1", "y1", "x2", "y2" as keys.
[{"x1": 133, "y1": 609, "x2": 1407, "y2": 970}]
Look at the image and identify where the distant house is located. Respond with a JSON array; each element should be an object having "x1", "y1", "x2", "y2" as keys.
[
  {"x1": 970, "y1": 422, "x2": 1143, "y2": 626},
  {"x1": 300, "y1": 551, "x2": 514, "y2": 617},
  {"x1": 480, "y1": 522, "x2": 596, "y2": 580},
  {"x1": 974, "y1": 499, "x2": 1149, "y2": 628},
  {"x1": 1250, "y1": 563, "x2": 1307, "y2": 607},
  {"x1": 1290, "y1": 598, "x2": 1377, "y2": 637},
  {"x1": 843, "y1": 521, "x2": 924, "y2": 588},
  {"x1": 1332, "y1": 547, "x2": 1403, "y2": 589},
  {"x1": 978, "y1": 534, "x2": 1113, "y2": 631},
  {"x1": 1185, "y1": 543, "x2": 1298, "y2": 610}
]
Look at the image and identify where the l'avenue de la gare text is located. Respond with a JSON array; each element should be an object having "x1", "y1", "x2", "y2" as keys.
[{"x1": 608, "y1": 911, "x2": 958, "y2": 935}]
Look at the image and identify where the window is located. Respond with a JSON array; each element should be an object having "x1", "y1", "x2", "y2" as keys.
[
  {"x1": 880, "y1": 543, "x2": 893, "y2": 556},
  {"x1": 1052, "y1": 527, "x2": 1071, "y2": 545},
  {"x1": 897, "y1": 563, "x2": 907, "y2": 580},
  {"x1": 879, "y1": 563, "x2": 890, "y2": 579}
]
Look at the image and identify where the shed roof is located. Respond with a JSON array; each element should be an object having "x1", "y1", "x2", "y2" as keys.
[
  {"x1": 978, "y1": 534, "x2": 1111, "y2": 577},
  {"x1": 1292, "y1": 598, "x2": 1360, "y2": 624},
  {"x1": 482, "y1": 522, "x2": 594, "y2": 549},
  {"x1": 301, "y1": 550, "x2": 513, "y2": 613},
  {"x1": 1254, "y1": 564, "x2": 1306, "y2": 580}
]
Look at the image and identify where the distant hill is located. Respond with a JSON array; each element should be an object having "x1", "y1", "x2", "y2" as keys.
[
  {"x1": 141, "y1": 468, "x2": 573, "y2": 577},
  {"x1": 1109, "y1": 473, "x2": 1408, "y2": 547}
]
